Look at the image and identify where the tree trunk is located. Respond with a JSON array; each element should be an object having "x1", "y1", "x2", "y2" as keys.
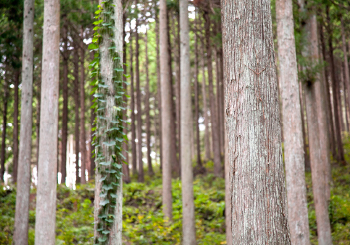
[
  {"x1": 204, "y1": 11, "x2": 221, "y2": 177},
  {"x1": 34, "y1": 0, "x2": 60, "y2": 243},
  {"x1": 156, "y1": 11, "x2": 162, "y2": 170},
  {"x1": 160, "y1": 0, "x2": 173, "y2": 219},
  {"x1": 215, "y1": 48, "x2": 223, "y2": 157},
  {"x1": 135, "y1": 11, "x2": 144, "y2": 183},
  {"x1": 73, "y1": 44, "x2": 81, "y2": 184},
  {"x1": 276, "y1": 0, "x2": 310, "y2": 243},
  {"x1": 13, "y1": 70, "x2": 20, "y2": 184},
  {"x1": 0, "y1": 80, "x2": 8, "y2": 182},
  {"x1": 222, "y1": 0, "x2": 291, "y2": 243},
  {"x1": 327, "y1": 8, "x2": 345, "y2": 163},
  {"x1": 130, "y1": 32, "x2": 137, "y2": 177},
  {"x1": 80, "y1": 28, "x2": 87, "y2": 184},
  {"x1": 145, "y1": 30, "x2": 154, "y2": 176},
  {"x1": 61, "y1": 16, "x2": 69, "y2": 184},
  {"x1": 180, "y1": 0, "x2": 196, "y2": 243},
  {"x1": 13, "y1": 1, "x2": 34, "y2": 243},
  {"x1": 341, "y1": 17, "x2": 350, "y2": 131},
  {"x1": 93, "y1": 0, "x2": 123, "y2": 243}
]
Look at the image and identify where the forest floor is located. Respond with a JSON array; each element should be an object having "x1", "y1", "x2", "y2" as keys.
[{"x1": 1, "y1": 146, "x2": 350, "y2": 244}]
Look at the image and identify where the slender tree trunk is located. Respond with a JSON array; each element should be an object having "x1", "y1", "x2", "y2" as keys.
[
  {"x1": 61, "y1": 17, "x2": 68, "y2": 184},
  {"x1": 0, "y1": 80, "x2": 8, "y2": 182},
  {"x1": 80, "y1": 28, "x2": 87, "y2": 184},
  {"x1": 160, "y1": 0, "x2": 173, "y2": 219},
  {"x1": 204, "y1": 11, "x2": 221, "y2": 177},
  {"x1": 156, "y1": 12, "x2": 162, "y2": 170},
  {"x1": 276, "y1": 0, "x2": 310, "y2": 243},
  {"x1": 180, "y1": 0, "x2": 196, "y2": 243},
  {"x1": 73, "y1": 45, "x2": 81, "y2": 184},
  {"x1": 13, "y1": 70, "x2": 20, "y2": 183},
  {"x1": 218, "y1": 48, "x2": 225, "y2": 157},
  {"x1": 341, "y1": 17, "x2": 350, "y2": 131},
  {"x1": 130, "y1": 32, "x2": 137, "y2": 176},
  {"x1": 34, "y1": 0, "x2": 60, "y2": 243},
  {"x1": 222, "y1": 0, "x2": 291, "y2": 243},
  {"x1": 13, "y1": 1, "x2": 34, "y2": 243},
  {"x1": 200, "y1": 34, "x2": 210, "y2": 161},
  {"x1": 135, "y1": 12, "x2": 144, "y2": 182},
  {"x1": 215, "y1": 48, "x2": 223, "y2": 157},
  {"x1": 145, "y1": 30, "x2": 154, "y2": 176},
  {"x1": 327, "y1": 8, "x2": 345, "y2": 163},
  {"x1": 90, "y1": 94, "x2": 95, "y2": 179}
]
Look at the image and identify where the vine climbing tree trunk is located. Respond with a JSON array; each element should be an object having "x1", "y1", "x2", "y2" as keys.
[
  {"x1": 222, "y1": 0, "x2": 291, "y2": 243},
  {"x1": 34, "y1": 0, "x2": 60, "y2": 243}
]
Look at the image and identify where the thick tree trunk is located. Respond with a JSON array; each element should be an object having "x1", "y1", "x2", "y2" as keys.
[
  {"x1": 204, "y1": 11, "x2": 221, "y2": 177},
  {"x1": 145, "y1": 30, "x2": 154, "y2": 176},
  {"x1": 80, "y1": 29, "x2": 86, "y2": 184},
  {"x1": 160, "y1": 0, "x2": 173, "y2": 219},
  {"x1": 135, "y1": 12, "x2": 144, "y2": 182},
  {"x1": 180, "y1": 0, "x2": 196, "y2": 243},
  {"x1": 13, "y1": 1, "x2": 34, "y2": 243},
  {"x1": 222, "y1": 0, "x2": 291, "y2": 243},
  {"x1": 13, "y1": 70, "x2": 20, "y2": 184},
  {"x1": 61, "y1": 17, "x2": 68, "y2": 184},
  {"x1": 130, "y1": 33, "x2": 137, "y2": 176},
  {"x1": 73, "y1": 45, "x2": 81, "y2": 184},
  {"x1": 276, "y1": 0, "x2": 310, "y2": 243},
  {"x1": 34, "y1": 0, "x2": 60, "y2": 243}
]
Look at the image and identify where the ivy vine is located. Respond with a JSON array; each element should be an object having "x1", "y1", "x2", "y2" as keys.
[{"x1": 89, "y1": 1, "x2": 128, "y2": 244}]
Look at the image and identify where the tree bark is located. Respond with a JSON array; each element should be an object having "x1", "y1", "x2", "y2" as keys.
[
  {"x1": 130, "y1": 32, "x2": 137, "y2": 177},
  {"x1": 0, "y1": 80, "x2": 8, "y2": 182},
  {"x1": 73, "y1": 44, "x2": 81, "y2": 184},
  {"x1": 34, "y1": 0, "x2": 60, "y2": 243},
  {"x1": 180, "y1": 0, "x2": 196, "y2": 243},
  {"x1": 341, "y1": 17, "x2": 350, "y2": 132},
  {"x1": 222, "y1": 0, "x2": 291, "y2": 243},
  {"x1": 204, "y1": 11, "x2": 221, "y2": 177},
  {"x1": 276, "y1": 0, "x2": 310, "y2": 243},
  {"x1": 13, "y1": 1, "x2": 34, "y2": 243},
  {"x1": 80, "y1": 28, "x2": 87, "y2": 184},
  {"x1": 156, "y1": 11, "x2": 163, "y2": 170},
  {"x1": 160, "y1": 0, "x2": 173, "y2": 219},
  {"x1": 13, "y1": 70, "x2": 20, "y2": 184}
]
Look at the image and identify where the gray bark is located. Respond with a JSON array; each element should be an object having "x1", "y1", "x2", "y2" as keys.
[
  {"x1": 13, "y1": 71, "x2": 19, "y2": 184},
  {"x1": 34, "y1": 0, "x2": 60, "y2": 243},
  {"x1": 180, "y1": 0, "x2": 196, "y2": 243},
  {"x1": 222, "y1": 0, "x2": 291, "y2": 243},
  {"x1": 276, "y1": 0, "x2": 310, "y2": 243},
  {"x1": 13, "y1": 0, "x2": 34, "y2": 243},
  {"x1": 160, "y1": 0, "x2": 173, "y2": 220},
  {"x1": 73, "y1": 44, "x2": 80, "y2": 184}
]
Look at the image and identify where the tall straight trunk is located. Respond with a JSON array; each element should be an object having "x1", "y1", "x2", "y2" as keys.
[
  {"x1": 218, "y1": 48, "x2": 225, "y2": 156},
  {"x1": 73, "y1": 45, "x2": 81, "y2": 184},
  {"x1": 224, "y1": 128, "x2": 232, "y2": 245},
  {"x1": 200, "y1": 34, "x2": 210, "y2": 161},
  {"x1": 13, "y1": 0, "x2": 34, "y2": 242},
  {"x1": 0, "y1": 80, "x2": 8, "y2": 182},
  {"x1": 130, "y1": 32, "x2": 137, "y2": 176},
  {"x1": 222, "y1": 0, "x2": 291, "y2": 243},
  {"x1": 299, "y1": 80, "x2": 310, "y2": 168},
  {"x1": 13, "y1": 70, "x2": 20, "y2": 183},
  {"x1": 90, "y1": 94, "x2": 95, "y2": 178},
  {"x1": 36, "y1": 63, "x2": 41, "y2": 167},
  {"x1": 160, "y1": 0, "x2": 173, "y2": 219},
  {"x1": 194, "y1": 9, "x2": 202, "y2": 169},
  {"x1": 34, "y1": 0, "x2": 60, "y2": 243},
  {"x1": 342, "y1": 62, "x2": 350, "y2": 130},
  {"x1": 180, "y1": 0, "x2": 196, "y2": 243},
  {"x1": 327, "y1": 8, "x2": 344, "y2": 163},
  {"x1": 341, "y1": 17, "x2": 350, "y2": 130},
  {"x1": 156, "y1": 12, "x2": 162, "y2": 170},
  {"x1": 276, "y1": 0, "x2": 310, "y2": 243},
  {"x1": 93, "y1": 0, "x2": 123, "y2": 243},
  {"x1": 215, "y1": 48, "x2": 223, "y2": 157},
  {"x1": 61, "y1": 17, "x2": 69, "y2": 184},
  {"x1": 145, "y1": 30, "x2": 154, "y2": 176},
  {"x1": 300, "y1": 3, "x2": 332, "y2": 243},
  {"x1": 204, "y1": 11, "x2": 221, "y2": 177},
  {"x1": 80, "y1": 28, "x2": 86, "y2": 184},
  {"x1": 135, "y1": 12, "x2": 144, "y2": 183}
]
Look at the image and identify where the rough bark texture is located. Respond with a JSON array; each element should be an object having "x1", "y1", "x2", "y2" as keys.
[
  {"x1": 73, "y1": 45, "x2": 81, "y2": 184},
  {"x1": 221, "y1": 0, "x2": 291, "y2": 243},
  {"x1": 204, "y1": 11, "x2": 221, "y2": 177},
  {"x1": 130, "y1": 33, "x2": 137, "y2": 176},
  {"x1": 93, "y1": 0, "x2": 123, "y2": 243},
  {"x1": 80, "y1": 31, "x2": 87, "y2": 184},
  {"x1": 180, "y1": 0, "x2": 196, "y2": 243},
  {"x1": 135, "y1": 12, "x2": 144, "y2": 182},
  {"x1": 61, "y1": 17, "x2": 69, "y2": 184},
  {"x1": 13, "y1": 0, "x2": 34, "y2": 243},
  {"x1": 13, "y1": 71, "x2": 20, "y2": 184},
  {"x1": 276, "y1": 0, "x2": 310, "y2": 243},
  {"x1": 145, "y1": 30, "x2": 154, "y2": 176},
  {"x1": 160, "y1": 0, "x2": 173, "y2": 220},
  {"x1": 34, "y1": 0, "x2": 60, "y2": 243}
]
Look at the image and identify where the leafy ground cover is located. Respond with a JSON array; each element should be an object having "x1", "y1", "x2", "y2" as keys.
[{"x1": 1, "y1": 159, "x2": 349, "y2": 244}]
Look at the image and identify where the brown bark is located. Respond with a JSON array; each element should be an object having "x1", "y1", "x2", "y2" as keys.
[
  {"x1": 80, "y1": 28, "x2": 86, "y2": 184},
  {"x1": 204, "y1": 11, "x2": 221, "y2": 177},
  {"x1": 0, "y1": 79, "x2": 9, "y2": 182},
  {"x1": 341, "y1": 17, "x2": 350, "y2": 131},
  {"x1": 12, "y1": 70, "x2": 20, "y2": 183},
  {"x1": 130, "y1": 32, "x2": 137, "y2": 176},
  {"x1": 73, "y1": 44, "x2": 81, "y2": 184}
]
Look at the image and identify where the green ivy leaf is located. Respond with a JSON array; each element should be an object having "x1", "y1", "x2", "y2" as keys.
[
  {"x1": 99, "y1": 199, "x2": 109, "y2": 206},
  {"x1": 99, "y1": 161, "x2": 111, "y2": 166},
  {"x1": 103, "y1": 141, "x2": 116, "y2": 147}
]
